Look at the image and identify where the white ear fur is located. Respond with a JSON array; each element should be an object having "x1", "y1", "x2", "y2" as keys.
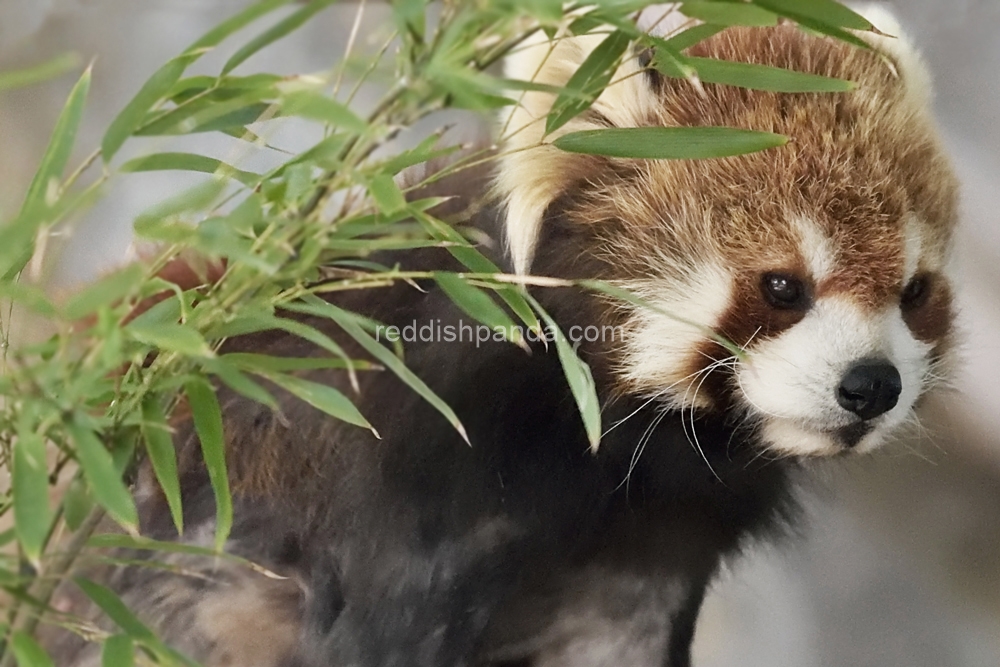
[
  {"x1": 850, "y1": 3, "x2": 934, "y2": 109},
  {"x1": 498, "y1": 30, "x2": 657, "y2": 274}
]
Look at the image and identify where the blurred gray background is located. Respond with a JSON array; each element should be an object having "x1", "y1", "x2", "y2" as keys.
[{"x1": 1, "y1": 1, "x2": 997, "y2": 665}]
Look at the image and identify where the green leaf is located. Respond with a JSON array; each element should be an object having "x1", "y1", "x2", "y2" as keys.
[
  {"x1": 222, "y1": 0, "x2": 339, "y2": 75},
  {"x1": 753, "y1": 0, "x2": 872, "y2": 30},
  {"x1": 225, "y1": 352, "x2": 369, "y2": 374},
  {"x1": 661, "y1": 23, "x2": 725, "y2": 51},
  {"x1": 279, "y1": 90, "x2": 367, "y2": 132},
  {"x1": 412, "y1": 211, "x2": 540, "y2": 334},
  {"x1": 393, "y1": 0, "x2": 427, "y2": 40},
  {"x1": 62, "y1": 475, "x2": 94, "y2": 531},
  {"x1": 103, "y1": 0, "x2": 293, "y2": 161},
  {"x1": 529, "y1": 296, "x2": 602, "y2": 452},
  {"x1": 680, "y1": 2, "x2": 778, "y2": 26},
  {"x1": 688, "y1": 57, "x2": 855, "y2": 92},
  {"x1": 102, "y1": 635, "x2": 134, "y2": 667},
  {"x1": 13, "y1": 432, "x2": 51, "y2": 566},
  {"x1": 19, "y1": 66, "x2": 91, "y2": 219},
  {"x1": 204, "y1": 358, "x2": 278, "y2": 409},
  {"x1": 121, "y1": 152, "x2": 262, "y2": 186},
  {"x1": 62, "y1": 264, "x2": 145, "y2": 321},
  {"x1": 287, "y1": 297, "x2": 470, "y2": 444},
  {"x1": 135, "y1": 93, "x2": 274, "y2": 136},
  {"x1": 0, "y1": 53, "x2": 80, "y2": 92},
  {"x1": 76, "y1": 578, "x2": 155, "y2": 640},
  {"x1": 11, "y1": 631, "x2": 54, "y2": 667},
  {"x1": 367, "y1": 174, "x2": 407, "y2": 215},
  {"x1": 126, "y1": 321, "x2": 214, "y2": 358},
  {"x1": 259, "y1": 372, "x2": 374, "y2": 434},
  {"x1": 76, "y1": 578, "x2": 198, "y2": 667},
  {"x1": 184, "y1": 379, "x2": 232, "y2": 551},
  {"x1": 88, "y1": 533, "x2": 283, "y2": 578},
  {"x1": 133, "y1": 179, "x2": 227, "y2": 234},
  {"x1": 65, "y1": 421, "x2": 138, "y2": 533},
  {"x1": 546, "y1": 30, "x2": 631, "y2": 134},
  {"x1": 141, "y1": 398, "x2": 184, "y2": 535},
  {"x1": 434, "y1": 273, "x2": 521, "y2": 344},
  {"x1": 188, "y1": 0, "x2": 294, "y2": 52},
  {"x1": 553, "y1": 126, "x2": 787, "y2": 159},
  {"x1": 103, "y1": 58, "x2": 191, "y2": 162},
  {"x1": 0, "y1": 282, "x2": 57, "y2": 317},
  {"x1": 1, "y1": 67, "x2": 91, "y2": 278}
]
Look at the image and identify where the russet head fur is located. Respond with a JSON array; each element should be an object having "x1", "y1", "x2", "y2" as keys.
[{"x1": 498, "y1": 7, "x2": 959, "y2": 457}]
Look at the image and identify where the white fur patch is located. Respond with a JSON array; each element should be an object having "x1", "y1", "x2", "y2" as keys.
[
  {"x1": 618, "y1": 263, "x2": 733, "y2": 409},
  {"x1": 793, "y1": 216, "x2": 836, "y2": 280},
  {"x1": 498, "y1": 30, "x2": 657, "y2": 274},
  {"x1": 737, "y1": 296, "x2": 932, "y2": 456},
  {"x1": 850, "y1": 3, "x2": 934, "y2": 110}
]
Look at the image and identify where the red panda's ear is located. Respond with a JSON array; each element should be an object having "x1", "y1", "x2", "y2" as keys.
[
  {"x1": 498, "y1": 30, "x2": 657, "y2": 274},
  {"x1": 851, "y1": 4, "x2": 934, "y2": 110}
]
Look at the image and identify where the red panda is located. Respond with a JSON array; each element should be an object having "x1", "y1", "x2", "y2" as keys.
[{"x1": 48, "y1": 5, "x2": 958, "y2": 667}]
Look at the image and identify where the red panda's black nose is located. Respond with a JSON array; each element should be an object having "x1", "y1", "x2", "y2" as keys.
[{"x1": 837, "y1": 360, "x2": 902, "y2": 421}]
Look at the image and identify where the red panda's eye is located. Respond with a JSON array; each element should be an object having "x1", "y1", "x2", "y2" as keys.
[
  {"x1": 761, "y1": 272, "x2": 809, "y2": 310},
  {"x1": 901, "y1": 275, "x2": 931, "y2": 310}
]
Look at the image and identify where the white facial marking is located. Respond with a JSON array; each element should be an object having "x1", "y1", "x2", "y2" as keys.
[
  {"x1": 620, "y1": 263, "x2": 733, "y2": 409},
  {"x1": 737, "y1": 296, "x2": 932, "y2": 456},
  {"x1": 794, "y1": 216, "x2": 836, "y2": 280},
  {"x1": 903, "y1": 214, "x2": 924, "y2": 282}
]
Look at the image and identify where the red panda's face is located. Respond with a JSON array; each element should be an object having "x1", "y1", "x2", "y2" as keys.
[{"x1": 499, "y1": 12, "x2": 959, "y2": 457}]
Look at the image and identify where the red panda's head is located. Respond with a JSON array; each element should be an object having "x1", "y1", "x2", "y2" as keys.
[{"x1": 498, "y1": 7, "x2": 959, "y2": 457}]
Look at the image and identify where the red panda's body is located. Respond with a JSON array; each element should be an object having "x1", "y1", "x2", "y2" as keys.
[{"x1": 49, "y1": 7, "x2": 959, "y2": 667}]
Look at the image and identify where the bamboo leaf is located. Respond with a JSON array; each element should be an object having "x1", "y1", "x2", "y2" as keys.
[
  {"x1": 19, "y1": 66, "x2": 91, "y2": 220},
  {"x1": 368, "y1": 174, "x2": 407, "y2": 215},
  {"x1": 13, "y1": 433, "x2": 51, "y2": 566},
  {"x1": 77, "y1": 578, "x2": 155, "y2": 640},
  {"x1": 184, "y1": 379, "x2": 232, "y2": 551},
  {"x1": 126, "y1": 321, "x2": 214, "y2": 358},
  {"x1": 63, "y1": 476, "x2": 94, "y2": 531},
  {"x1": 141, "y1": 398, "x2": 184, "y2": 535},
  {"x1": 76, "y1": 578, "x2": 198, "y2": 667},
  {"x1": 413, "y1": 211, "x2": 540, "y2": 334},
  {"x1": 553, "y1": 126, "x2": 787, "y2": 159},
  {"x1": 279, "y1": 90, "x2": 367, "y2": 132},
  {"x1": 102, "y1": 635, "x2": 134, "y2": 667},
  {"x1": 222, "y1": 0, "x2": 340, "y2": 75},
  {"x1": 688, "y1": 57, "x2": 855, "y2": 92},
  {"x1": 2, "y1": 67, "x2": 91, "y2": 278},
  {"x1": 287, "y1": 297, "x2": 470, "y2": 444},
  {"x1": 661, "y1": 23, "x2": 725, "y2": 51},
  {"x1": 103, "y1": 0, "x2": 293, "y2": 160},
  {"x1": 103, "y1": 58, "x2": 191, "y2": 162},
  {"x1": 121, "y1": 152, "x2": 262, "y2": 186},
  {"x1": 0, "y1": 53, "x2": 80, "y2": 92},
  {"x1": 528, "y1": 296, "x2": 602, "y2": 452},
  {"x1": 204, "y1": 358, "x2": 279, "y2": 409},
  {"x1": 188, "y1": 0, "x2": 294, "y2": 51},
  {"x1": 546, "y1": 30, "x2": 631, "y2": 134},
  {"x1": 88, "y1": 533, "x2": 285, "y2": 579},
  {"x1": 63, "y1": 264, "x2": 145, "y2": 321},
  {"x1": 680, "y1": 2, "x2": 778, "y2": 26},
  {"x1": 434, "y1": 273, "x2": 521, "y2": 344},
  {"x1": 752, "y1": 0, "x2": 872, "y2": 30},
  {"x1": 225, "y1": 352, "x2": 371, "y2": 374},
  {"x1": 65, "y1": 421, "x2": 139, "y2": 532},
  {"x1": 11, "y1": 632, "x2": 54, "y2": 667},
  {"x1": 259, "y1": 372, "x2": 374, "y2": 433}
]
